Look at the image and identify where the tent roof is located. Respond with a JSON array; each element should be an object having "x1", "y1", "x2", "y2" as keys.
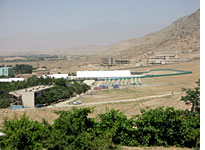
[{"x1": 77, "y1": 70, "x2": 131, "y2": 78}]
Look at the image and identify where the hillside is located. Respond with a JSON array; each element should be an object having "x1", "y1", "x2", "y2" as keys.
[{"x1": 102, "y1": 9, "x2": 200, "y2": 59}]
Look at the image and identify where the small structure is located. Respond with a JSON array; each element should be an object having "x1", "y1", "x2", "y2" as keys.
[
  {"x1": 11, "y1": 105, "x2": 24, "y2": 109},
  {"x1": 32, "y1": 67, "x2": 50, "y2": 77},
  {"x1": 113, "y1": 83, "x2": 119, "y2": 89},
  {"x1": 9, "y1": 85, "x2": 54, "y2": 108},
  {"x1": 101, "y1": 84, "x2": 109, "y2": 89},
  {"x1": 0, "y1": 67, "x2": 14, "y2": 77}
]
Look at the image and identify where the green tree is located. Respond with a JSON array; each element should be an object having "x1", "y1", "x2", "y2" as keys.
[
  {"x1": 45, "y1": 108, "x2": 113, "y2": 150},
  {"x1": 97, "y1": 108, "x2": 137, "y2": 146},
  {"x1": 134, "y1": 107, "x2": 183, "y2": 146},
  {"x1": 1, "y1": 114, "x2": 50, "y2": 150},
  {"x1": 134, "y1": 107, "x2": 200, "y2": 148},
  {"x1": 0, "y1": 98, "x2": 10, "y2": 108},
  {"x1": 181, "y1": 79, "x2": 200, "y2": 113},
  {"x1": 14, "y1": 64, "x2": 33, "y2": 74},
  {"x1": 53, "y1": 78, "x2": 67, "y2": 87}
]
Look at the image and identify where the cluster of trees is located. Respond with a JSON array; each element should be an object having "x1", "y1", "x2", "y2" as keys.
[
  {"x1": 13, "y1": 64, "x2": 34, "y2": 74},
  {"x1": 35, "y1": 79, "x2": 90, "y2": 105},
  {"x1": 0, "y1": 80, "x2": 200, "y2": 149},
  {"x1": 0, "y1": 76, "x2": 90, "y2": 108}
]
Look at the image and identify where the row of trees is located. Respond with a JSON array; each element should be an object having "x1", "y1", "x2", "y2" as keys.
[
  {"x1": 0, "y1": 80, "x2": 200, "y2": 149},
  {"x1": 0, "y1": 76, "x2": 90, "y2": 108}
]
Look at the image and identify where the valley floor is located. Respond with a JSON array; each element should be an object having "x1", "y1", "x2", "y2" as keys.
[{"x1": 0, "y1": 60, "x2": 199, "y2": 126}]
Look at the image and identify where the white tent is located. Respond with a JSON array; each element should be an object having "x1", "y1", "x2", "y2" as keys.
[{"x1": 77, "y1": 70, "x2": 131, "y2": 78}]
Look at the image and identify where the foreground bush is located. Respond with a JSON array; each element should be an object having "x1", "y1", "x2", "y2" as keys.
[
  {"x1": 45, "y1": 108, "x2": 113, "y2": 150},
  {"x1": 1, "y1": 108, "x2": 115, "y2": 150},
  {"x1": 1, "y1": 115, "x2": 50, "y2": 150},
  {"x1": 0, "y1": 107, "x2": 199, "y2": 149},
  {"x1": 134, "y1": 107, "x2": 199, "y2": 148}
]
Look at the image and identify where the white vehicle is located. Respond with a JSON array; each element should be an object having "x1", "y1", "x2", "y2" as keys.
[{"x1": 73, "y1": 101, "x2": 82, "y2": 105}]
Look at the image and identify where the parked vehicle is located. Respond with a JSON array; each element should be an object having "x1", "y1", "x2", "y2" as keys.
[
  {"x1": 35, "y1": 104, "x2": 45, "y2": 108},
  {"x1": 73, "y1": 101, "x2": 82, "y2": 105}
]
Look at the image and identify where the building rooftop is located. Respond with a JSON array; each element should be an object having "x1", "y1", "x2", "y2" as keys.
[{"x1": 9, "y1": 85, "x2": 54, "y2": 96}]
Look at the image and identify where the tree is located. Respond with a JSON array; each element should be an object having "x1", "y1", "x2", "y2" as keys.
[
  {"x1": 1, "y1": 114, "x2": 50, "y2": 150},
  {"x1": 45, "y1": 108, "x2": 113, "y2": 150},
  {"x1": 133, "y1": 107, "x2": 200, "y2": 148},
  {"x1": 14, "y1": 64, "x2": 33, "y2": 74},
  {"x1": 0, "y1": 98, "x2": 10, "y2": 108},
  {"x1": 97, "y1": 108, "x2": 137, "y2": 146},
  {"x1": 134, "y1": 107, "x2": 183, "y2": 146},
  {"x1": 181, "y1": 79, "x2": 200, "y2": 113},
  {"x1": 53, "y1": 78, "x2": 67, "y2": 87}
]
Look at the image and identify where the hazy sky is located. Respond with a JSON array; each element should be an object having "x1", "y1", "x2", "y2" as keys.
[{"x1": 0, "y1": 0, "x2": 200, "y2": 53}]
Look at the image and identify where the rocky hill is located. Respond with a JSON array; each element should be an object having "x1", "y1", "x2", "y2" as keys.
[{"x1": 102, "y1": 9, "x2": 200, "y2": 59}]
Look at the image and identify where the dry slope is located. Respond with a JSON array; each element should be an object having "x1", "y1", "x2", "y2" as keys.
[{"x1": 102, "y1": 9, "x2": 200, "y2": 59}]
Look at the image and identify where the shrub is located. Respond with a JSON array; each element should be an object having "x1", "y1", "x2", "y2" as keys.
[
  {"x1": 1, "y1": 114, "x2": 50, "y2": 150},
  {"x1": 97, "y1": 108, "x2": 138, "y2": 146},
  {"x1": 0, "y1": 98, "x2": 10, "y2": 108}
]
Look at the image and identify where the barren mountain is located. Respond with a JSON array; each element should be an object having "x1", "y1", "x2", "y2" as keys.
[{"x1": 102, "y1": 9, "x2": 200, "y2": 59}]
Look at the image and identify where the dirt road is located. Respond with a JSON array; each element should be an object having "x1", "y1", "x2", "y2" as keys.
[{"x1": 47, "y1": 92, "x2": 182, "y2": 109}]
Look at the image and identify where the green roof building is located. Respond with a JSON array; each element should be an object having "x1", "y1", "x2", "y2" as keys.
[{"x1": 0, "y1": 67, "x2": 14, "y2": 77}]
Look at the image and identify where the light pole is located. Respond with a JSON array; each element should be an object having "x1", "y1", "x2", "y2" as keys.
[{"x1": 0, "y1": 132, "x2": 6, "y2": 150}]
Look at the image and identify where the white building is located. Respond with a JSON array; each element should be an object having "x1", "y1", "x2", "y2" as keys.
[
  {"x1": 43, "y1": 74, "x2": 69, "y2": 79},
  {"x1": 0, "y1": 78, "x2": 25, "y2": 82},
  {"x1": 9, "y1": 85, "x2": 54, "y2": 108},
  {"x1": 147, "y1": 54, "x2": 180, "y2": 64}
]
